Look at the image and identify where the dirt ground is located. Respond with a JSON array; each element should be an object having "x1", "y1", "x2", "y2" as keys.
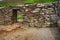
[{"x1": 0, "y1": 27, "x2": 60, "y2": 40}]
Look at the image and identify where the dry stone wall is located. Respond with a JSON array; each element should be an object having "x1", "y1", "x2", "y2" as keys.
[
  {"x1": 21, "y1": 3, "x2": 56, "y2": 28},
  {"x1": 0, "y1": 7, "x2": 13, "y2": 25},
  {"x1": 0, "y1": 2, "x2": 59, "y2": 28}
]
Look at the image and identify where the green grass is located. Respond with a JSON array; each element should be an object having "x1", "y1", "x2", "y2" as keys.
[
  {"x1": 23, "y1": 0, "x2": 56, "y2": 4},
  {"x1": 0, "y1": 2, "x2": 19, "y2": 7},
  {"x1": 0, "y1": 2, "x2": 6, "y2": 7},
  {"x1": 0, "y1": 0, "x2": 56, "y2": 7},
  {"x1": 17, "y1": 15, "x2": 23, "y2": 19}
]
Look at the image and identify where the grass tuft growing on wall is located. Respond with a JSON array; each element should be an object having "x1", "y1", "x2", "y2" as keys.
[
  {"x1": 23, "y1": 0, "x2": 56, "y2": 4},
  {"x1": 0, "y1": 2, "x2": 19, "y2": 7},
  {"x1": 0, "y1": 0, "x2": 56, "y2": 7}
]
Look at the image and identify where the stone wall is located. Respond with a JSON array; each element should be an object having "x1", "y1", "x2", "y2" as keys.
[
  {"x1": 21, "y1": 3, "x2": 56, "y2": 28},
  {"x1": 0, "y1": 2, "x2": 59, "y2": 28},
  {"x1": 0, "y1": 7, "x2": 13, "y2": 25}
]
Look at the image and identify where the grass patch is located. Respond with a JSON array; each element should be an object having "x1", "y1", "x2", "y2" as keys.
[
  {"x1": 17, "y1": 15, "x2": 23, "y2": 19},
  {"x1": 23, "y1": 0, "x2": 56, "y2": 4},
  {"x1": 0, "y1": 2, "x2": 19, "y2": 7},
  {"x1": 0, "y1": 0, "x2": 56, "y2": 7}
]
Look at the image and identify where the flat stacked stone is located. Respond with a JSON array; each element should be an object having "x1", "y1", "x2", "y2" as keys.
[
  {"x1": 0, "y1": 7, "x2": 13, "y2": 25},
  {"x1": 0, "y1": 2, "x2": 59, "y2": 28},
  {"x1": 21, "y1": 3, "x2": 56, "y2": 28}
]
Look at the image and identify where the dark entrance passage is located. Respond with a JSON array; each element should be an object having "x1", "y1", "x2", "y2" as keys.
[
  {"x1": 12, "y1": 9, "x2": 23, "y2": 24},
  {"x1": 12, "y1": 9, "x2": 17, "y2": 24}
]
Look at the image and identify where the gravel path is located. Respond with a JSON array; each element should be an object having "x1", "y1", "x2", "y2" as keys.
[{"x1": 0, "y1": 27, "x2": 60, "y2": 40}]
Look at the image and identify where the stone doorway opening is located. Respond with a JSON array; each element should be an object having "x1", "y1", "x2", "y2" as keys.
[{"x1": 12, "y1": 9, "x2": 23, "y2": 24}]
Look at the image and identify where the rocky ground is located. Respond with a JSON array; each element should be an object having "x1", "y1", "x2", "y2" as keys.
[{"x1": 0, "y1": 27, "x2": 60, "y2": 40}]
